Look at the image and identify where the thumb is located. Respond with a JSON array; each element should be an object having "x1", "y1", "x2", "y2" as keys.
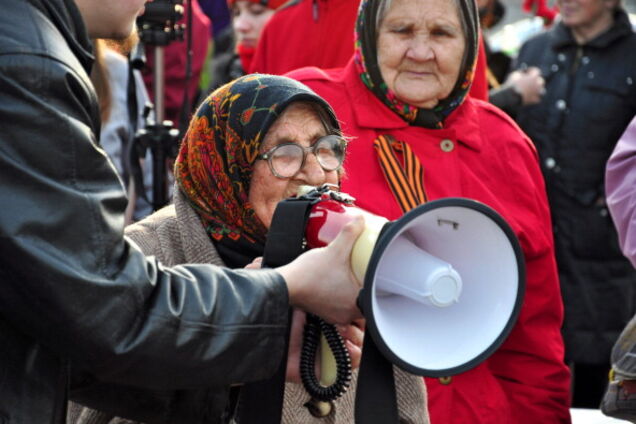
[{"x1": 326, "y1": 215, "x2": 365, "y2": 255}]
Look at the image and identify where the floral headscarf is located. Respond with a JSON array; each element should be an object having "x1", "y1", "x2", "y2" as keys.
[
  {"x1": 174, "y1": 74, "x2": 339, "y2": 267},
  {"x1": 354, "y1": 0, "x2": 480, "y2": 129}
]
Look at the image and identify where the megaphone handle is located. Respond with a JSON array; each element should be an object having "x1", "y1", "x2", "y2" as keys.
[
  {"x1": 355, "y1": 334, "x2": 399, "y2": 423},
  {"x1": 300, "y1": 314, "x2": 352, "y2": 403}
]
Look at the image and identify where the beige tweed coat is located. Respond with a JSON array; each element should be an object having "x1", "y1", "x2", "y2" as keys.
[{"x1": 68, "y1": 190, "x2": 429, "y2": 424}]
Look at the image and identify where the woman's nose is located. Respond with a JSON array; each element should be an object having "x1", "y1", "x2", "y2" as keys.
[
  {"x1": 406, "y1": 37, "x2": 434, "y2": 61},
  {"x1": 297, "y1": 153, "x2": 327, "y2": 185},
  {"x1": 234, "y1": 16, "x2": 252, "y2": 33}
]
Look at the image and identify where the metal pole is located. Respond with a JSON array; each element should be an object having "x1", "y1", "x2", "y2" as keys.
[{"x1": 153, "y1": 46, "x2": 165, "y2": 124}]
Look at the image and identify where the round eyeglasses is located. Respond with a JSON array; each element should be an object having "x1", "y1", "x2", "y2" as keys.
[{"x1": 256, "y1": 135, "x2": 346, "y2": 179}]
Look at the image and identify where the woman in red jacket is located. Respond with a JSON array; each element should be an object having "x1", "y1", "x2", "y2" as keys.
[{"x1": 288, "y1": 0, "x2": 571, "y2": 422}]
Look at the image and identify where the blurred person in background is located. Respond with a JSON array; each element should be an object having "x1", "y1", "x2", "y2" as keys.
[
  {"x1": 199, "y1": 0, "x2": 232, "y2": 41},
  {"x1": 90, "y1": 38, "x2": 154, "y2": 223},
  {"x1": 511, "y1": 0, "x2": 636, "y2": 408},
  {"x1": 249, "y1": 0, "x2": 361, "y2": 75},
  {"x1": 209, "y1": 0, "x2": 286, "y2": 91},
  {"x1": 290, "y1": 0, "x2": 571, "y2": 422},
  {"x1": 607, "y1": 115, "x2": 636, "y2": 269},
  {"x1": 478, "y1": 0, "x2": 547, "y2": 116}
]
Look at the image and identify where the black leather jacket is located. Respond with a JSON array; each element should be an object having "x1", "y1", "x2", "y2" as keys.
[
  {"x1": 513, "y1": 9, "x2": 636, "y2": 364},
  {"x1": 0, "y1": 1, "x2": 288, "y2": 422}
]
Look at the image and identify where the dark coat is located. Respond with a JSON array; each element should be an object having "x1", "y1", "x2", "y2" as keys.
[
  {"x1": 513, "y1": 9, "x2": 636, "y2": 364},
  {"x1": 0, "y1": 1, "x2": 288, "y2": 422}
]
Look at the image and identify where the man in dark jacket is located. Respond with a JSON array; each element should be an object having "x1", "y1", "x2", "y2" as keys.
[
  {"x1": 512, "y1": 0, "x2": 636, "y2": 408},
  {"x1": 0, "y1": 0, "x2": 364, "y2": 422}
]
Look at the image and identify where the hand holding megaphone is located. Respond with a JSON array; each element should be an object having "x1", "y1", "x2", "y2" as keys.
[{"x1": 277, "y1": 213, "x2": 365, "y2": 325}]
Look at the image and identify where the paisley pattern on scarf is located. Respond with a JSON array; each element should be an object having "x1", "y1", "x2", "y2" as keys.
[
  {"x1": 353, "y1": 0, "x2": 479, "y2": 129},
  {"x1": 174, "y1": 74, "x2": 339, "y2": 266}
]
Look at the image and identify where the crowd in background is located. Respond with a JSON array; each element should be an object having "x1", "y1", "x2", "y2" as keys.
[{"x1": 12, "y1": 0, "x2": 636, "y2": 422}]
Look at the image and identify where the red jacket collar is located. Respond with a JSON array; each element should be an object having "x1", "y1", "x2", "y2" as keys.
[{"x1": 341, "y1": 60, "x2": 483, "y2": 152}]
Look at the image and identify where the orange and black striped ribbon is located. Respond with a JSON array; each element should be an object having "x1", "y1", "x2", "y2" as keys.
[{"x1": 373, "y1": 134, "x2": 427, "y2": 214}]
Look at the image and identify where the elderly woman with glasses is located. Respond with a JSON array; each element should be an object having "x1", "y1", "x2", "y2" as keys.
[
  {"x1": 289, "y1": 0, "x2": 572, "y2": 423},
  {"x1": 68, "y1": 74, "x2": 428, "y2": 423}
]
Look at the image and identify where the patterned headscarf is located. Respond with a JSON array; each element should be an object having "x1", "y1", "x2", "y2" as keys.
[
  {"x1": 353, "y1": 0, "x2": 479, "y2": 129},
  {"x1": 174, "y1": 74, "x2": 339, "y2": 267}
]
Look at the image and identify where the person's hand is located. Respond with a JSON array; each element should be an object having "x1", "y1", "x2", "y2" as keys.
[
  {"x1": 245, "y1": 256, "x2": 263, "y2": 269},
  {"x1": 336, "y1": 318, "x2": 365, "y2": 369},
  {"x1": 507, "y1": 67, "x2": 545, "y2": 105},
  {"x1": 285, "y1": 312, "x2": 364, "y2": 383},
  {"x1": 285, "y1": 309, "x2": 307, "y2": 384},
  {"x1": 277, "y1": 216, "x2": 365, "y2": 325}
]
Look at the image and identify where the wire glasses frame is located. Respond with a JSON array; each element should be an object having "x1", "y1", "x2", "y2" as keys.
[{"x1": 256, "y1": 134, "x2": 346, "y2": 179}]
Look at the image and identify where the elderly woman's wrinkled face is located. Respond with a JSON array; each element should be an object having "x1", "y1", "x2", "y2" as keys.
[
  {"x1": 377, "y1": 0, "x2": 465, "y2": 108},
  {"x1": 232, "y1": 1, "x2": 276, "y2": 48},
  {"x1": 249, "y1": 103, "x2": 339, "y2": 228}
]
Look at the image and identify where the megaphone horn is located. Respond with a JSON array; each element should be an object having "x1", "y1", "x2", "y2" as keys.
[{"x1": 302, "y1": 185, "x2": 525, "y2": 377}]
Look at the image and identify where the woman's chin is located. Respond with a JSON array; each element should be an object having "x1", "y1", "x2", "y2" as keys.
[
  {"x1": 393, "y1": 82, "x2": 439, "y2": 108},
  {"x1": 394, "y1": 92, "x2": 439, "y2": 109}
]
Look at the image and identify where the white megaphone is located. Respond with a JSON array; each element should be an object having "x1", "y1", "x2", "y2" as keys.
[
  {"x1": 302, "y1": 185, "x2": 525, "y2": 377},
  {"x1": 256, "y1": 185, "x2": 525, "y2": 423}
]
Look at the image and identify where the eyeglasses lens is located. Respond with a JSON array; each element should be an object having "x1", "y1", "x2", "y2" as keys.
[
  {"x1": 315, "y1": 135, "x2": 344, "y2": 171},
  {"x1": 270, "y1": 144, "x2": 304, "y2": 178},
  {"x1": 269, "y1": 135, "x2": 345, "y2": 178}
]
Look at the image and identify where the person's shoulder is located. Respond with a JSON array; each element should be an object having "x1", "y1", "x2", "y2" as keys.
[
  {"x1": 0, "y1": 2, "x2": 80, "y2": 66},
  {"x1": 287, "y1": 66, "x2": 349, "y2": 107},
  {"x1": 287, "y1": 66, "x2": 343, "y2": 84},
  {"x1": 516, "y1": 28, "x2": 554, "y2": 61},
  {"x1": 125, "y1": 205, "x2": 180, "y2": 258},
  {"x1": 264, "y1": 0, "x2": 305, "y2": 25},
  {"x1": 126, "y1": 205, "x2": 178, "y2": 235},
  {"x1": 277, "y1": 0, "x2": 304, "y2": 13},
  {"x1": 468, "y1": 98, "x2": 537, "y2": 154},
  {"x1": 522, "y1": 29, "x2": 552, "y2": 47},
  {"x1": 621, "y1": 28, "x2": 636, "y2": 46}
]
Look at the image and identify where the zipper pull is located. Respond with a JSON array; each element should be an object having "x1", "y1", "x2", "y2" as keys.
[{"x1": 313, "y1": 0, "x2": 319, "y2": 21}]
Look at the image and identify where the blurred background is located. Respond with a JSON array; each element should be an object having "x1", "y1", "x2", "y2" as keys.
[{"x1": 486, "y1": 0, "x2": 636, "y2": 56}]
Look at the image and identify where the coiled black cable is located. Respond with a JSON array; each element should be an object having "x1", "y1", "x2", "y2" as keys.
[{"x1": 300, "y1": 313, "x2": 352, "y2": 403}]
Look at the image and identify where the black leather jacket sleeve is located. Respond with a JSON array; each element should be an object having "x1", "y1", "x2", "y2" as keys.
[{"x1": 0, "y1": 50, "x2": 288, "y2": 390}]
